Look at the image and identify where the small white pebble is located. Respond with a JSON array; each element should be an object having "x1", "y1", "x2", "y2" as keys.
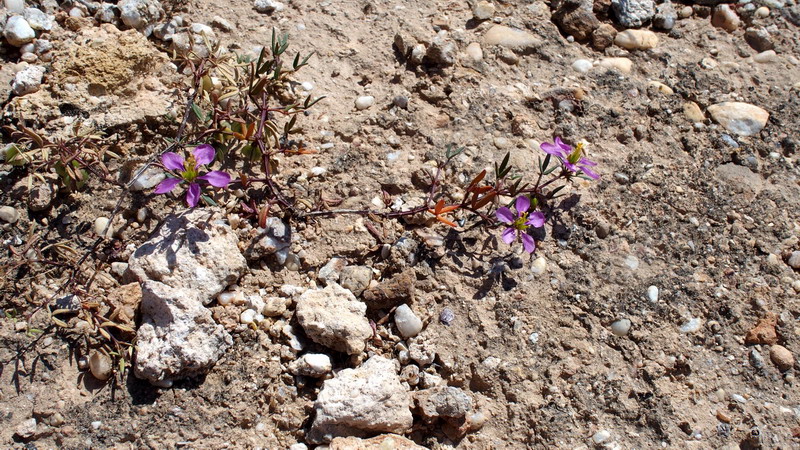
[
  {"x1": 91, "y1": 421, "x2": 102, "y2": 430},
  {"x1": 610, "y1": 319, "x2": 631, "y2": 337},
  {"x1": 531, "y1": 257, "x2": 547, "y2": 275},
  {"x1": 355, "y1": 95, "x2": 375, "y2": 110},
  {"x1": 93, "y1": 217, "x2": 113, "y2": 238},
  {"x1": 679, "y1": 317, "x2": 703, "y2": 333},
  {"x1": 593, "y1": 430, "x2": 611, "y2": 444},
  {"x1": 647, "y1": 285, "x2": 659, "y2": 302},
  {"x1": 301, "y1": 81, "x2": 314, "y2": 91},
  {"x1": 624, "y1": 255, "x2": 639, "y2": 270},
  {"x1": 240, "y1": 309, "x2": 257, "y2": 324},
  {"x1": 309, "y1": 167, "x2": 327, "y2": 176}
]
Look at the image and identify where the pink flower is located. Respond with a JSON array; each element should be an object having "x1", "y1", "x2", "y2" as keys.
[
  {"x1": 540, "y1": 137, "x2": 599, "y2": 180},
  {"x1": 154, "y1": 145, "x2": 231, "y2": 207},
  {"x1": 496, "y1": 196, "x2": 545, "y2": 253}
]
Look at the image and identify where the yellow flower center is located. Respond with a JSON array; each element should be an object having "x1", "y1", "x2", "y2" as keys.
[
  {"x1": 513, "y1": 212, "x2": 530, "y2": 231},
  {"x1": 567, "y1": 142, "x2": 584, "y2": 165},
  {"x1": 181, "y1": 155, "x2": 199, "y2": 181}
]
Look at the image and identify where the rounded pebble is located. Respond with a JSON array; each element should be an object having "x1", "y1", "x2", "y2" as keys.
[
  {"x1": 769, "y1": 345, "x2": 794, "y2": 371},
  {"x1": 355, "y1": 95, "x2": 375, "y2": 110},
  {"x1": 0, "y1": 206, "x2": 20, "y2": 223},
  {"x1": 647, "y1": 285, "x2": 659, "y2": 302},
  {"x1": 571, "y1": 59, "x2": 593, "y2": 74},
  {"x1": 531, "y1": 257, "x2": 547, "y2": 275},
  {"x1": 89, "y1": 352, "x2": 113, "y2": 381},
  {"x1": 93, "y1": 217, "x2": 113, "y2": 238},
  {"x1": 439, "y1": 307, "x2": 455, "y2": 325},
  {"x1": 240, "y1": 309, "x2": 257, "y2": 324},
  {"x1": 610, "y1": 319, "x2": 631, "y2": 337},
  {"x1": 754, "y1": 6, "x2": 769, "y2": 18}
]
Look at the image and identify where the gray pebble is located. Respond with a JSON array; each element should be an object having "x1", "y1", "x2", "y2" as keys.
[{"x1": 0, "y1": 206, "x2": 20, "y2": 223}]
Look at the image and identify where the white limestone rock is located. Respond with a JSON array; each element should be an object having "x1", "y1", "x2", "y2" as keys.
[{"x1": 308, "y1": 356, "x2": 413, "y2": 443}]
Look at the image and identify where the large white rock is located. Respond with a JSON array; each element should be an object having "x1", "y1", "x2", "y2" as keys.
[
  {"x1": 394, "y1": 304, "x2": 423, "y2": 338},
  {"x1": 134, "y1": 281, "x2": 232, "y2": 384},
  {"x1": 23, "y1": 7, "x2": 53, "y2": 31},
  {"x1": 707, "y1": 102, "x2": 769, "y2": 136},
  {"x1": 308, "y1": 356, "x2": 413, "y2": 443},
  {"x1": 3, "y1": 16, "x2": 35, "y2": 47},
  {"x1": 128, "y1": 208, "x2": 247, "y2": 304},
  {"x1": 483, "y1": 25, "x2": 539, "y2": 54},
  {"x1": 12, "y1": 65, "x2": 45, "y2": 96},
  {"x1": 295, "y1": 283, "x2": 372, "y2": 355},
  {"x1": 119, "y1": 0, "x2": 164, "y2": 32}
]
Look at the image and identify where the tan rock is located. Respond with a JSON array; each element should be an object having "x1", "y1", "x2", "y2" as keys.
[
  {"x1": 647, "y1": 81, "x2": 673, "y2": 95},
  {"x1": 483, "y1": 25, "x2": 539, "y2": 54},
  {"x1": 769, "y1": 344, "x2": 794, "y2": 371},
  {"x1": 329, "y1": 434, "x2": 426, "y2": 450},
  {"x1": 615, "y1": 30, "x2": 659, "y2": 50},
  {"x1": 683, "y1": 101, "x2": 705, "y2": 122},
  {"x1": 598, "y1": 57, "x2": 633, "y2": 74},
  {"x1": 745, "y1": 312, "x2": 778, "y2": 345},
  {"x1": 711, "y1": 5, "x2": 740, "y2": 32},
  {"x1": 592, "y1": 23, "x2": 617, "y2": 50}
]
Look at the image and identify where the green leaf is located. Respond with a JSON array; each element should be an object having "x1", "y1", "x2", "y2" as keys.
[
  {"x1": 284, "y1": 115, "x2": 297, "y2": 135},
  {"x1": 4, "y1": 144, "x2": 27, "y2": 166},
  {"x1": 544, "y1": 164, "x2": 559, "y2": 175},
  {"x1": 542, "y1": 154, "x2": 551, "y2": 172},
  {"x1": 201, "y1": 194, "x2": 217, "y2": 206},
  {"x1": 191, "y1": 104, "x2": 206, "y2": 121},
  {"x1": 445, "y1": 144, "x2": 465, "y2": 161},
  {"x1": 241, "y1": 143, "x2": 262, "y2": 161}
]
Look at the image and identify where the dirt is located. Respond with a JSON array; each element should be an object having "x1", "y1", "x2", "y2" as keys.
[{"x1": 2, "y1": 0, "x2": 800, "y2": 448}]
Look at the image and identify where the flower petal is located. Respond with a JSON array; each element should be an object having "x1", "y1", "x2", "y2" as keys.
[
  {"x1": 186, "y1": 183, "x2": 201, "y2": 207},
  {"x1": 496, "y1": 207, "x2": 514, "y2": 224},
  {"x1": 578, "y1": 156, "x2": 597, "y2": 167},
  {"x1": 540, "y1": 141, "x2": 566, "y2": 157},
  {"x1": 554, "y1": 136, "x2": 572, "y2": 152},
  {"x1": 580, "y1": 166, "x2": 600, "y2": 180},
  {"x1": 521, "y1": 233, "x2": 536, "y2": 253},
  {"x1": 198, "y1": 171, "x2": 231, "y2": 188},
  {"x1": 515, "y1": 196, "x2": 530, "y2": 214},
  {"x1": 153, "y1": 177, "x2": 181, "y2": 194},
  {"x1": 192, "y1": 144, "x2": 216, "y2": 168},
  {"x1": 161, "y1": 152, "x2": 185, "y2": 171},
  {"x1": 526, "y1": 211, "x2": 546, "y2": 228},
  {"x1": 501, "y1": 227, "x2": 517, "y2": 245},
  {"x1": 564, "y1": 161, "x2": 579, "y2": 173}
]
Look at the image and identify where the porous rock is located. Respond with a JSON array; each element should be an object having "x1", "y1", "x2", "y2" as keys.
[
  {"x1": 128, "y1": 208, "x2": 247, "y2": 304},
  {"x1": 415, "y1": 386, "x2": 473, "y2": 422},
  {"x1": 552, "y1": 0, "x2": 600, "y2": 41},
  {"x1": 362, "y1": 269, "x2": 416, "y2": 310},
  {"x1": 611, "y1": 0, "x2": 655, "y2": 28},
  {"x1": 119, "y1": 0, "x2": 163, "y2": 33},
  {"x1": 295, "y1": 283, "x2": 372, "y2": 354},
  {"x1": 745, "y1": 312, "x2": 778, "y2": 345},
  {"x1": 12, "y1": 65, "x2": 45, "y2": 96},
  {"x1": 134, "y1": 281, "x2": 232, "y2": 384},
  {"x1": 308, "y1": 356, "x2": 413, "y2": 443},
  {"x1": 329, "y1": 434, "x2": 426, "y2": 450}
]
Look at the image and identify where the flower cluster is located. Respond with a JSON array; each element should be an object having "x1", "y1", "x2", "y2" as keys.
[
  {"x1": 495, "y1": 137, "x2": 599, "y2": 254},
  {"x1": 154, "y1": 145, "x2": 231, "y2": 207}
]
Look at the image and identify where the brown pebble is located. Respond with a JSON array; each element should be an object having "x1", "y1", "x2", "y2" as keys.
[
  {"x1": 745, "y1": 312, "x2": 778, "y2": 345},
  {"x1": 769, "y1": 345, "x2": 795, "y2": 371},
  {"x1": 716, "y1": 410, "x2": 731, "y2": 423}
]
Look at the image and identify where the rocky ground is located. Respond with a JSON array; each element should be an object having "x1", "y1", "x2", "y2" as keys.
[{"x1": 1, "y1": 0, "x2": 800, "y2": 448}]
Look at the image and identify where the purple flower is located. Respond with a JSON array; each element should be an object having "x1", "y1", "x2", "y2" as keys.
[
  {"x1": 540, "y1": 137, "x2": 599, "y2": 180},
  {"x1": 496, "y1": 196, "x2": 545, "y2": 253},
  {"x1": 153, "y1": 144, "x2": 231, "y2": 207}
]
